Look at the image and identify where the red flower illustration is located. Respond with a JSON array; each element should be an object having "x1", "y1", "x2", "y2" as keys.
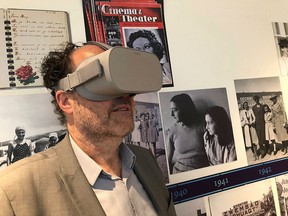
[{"x1": 15, "y1": 63, "x2": 39, "y2": 85}]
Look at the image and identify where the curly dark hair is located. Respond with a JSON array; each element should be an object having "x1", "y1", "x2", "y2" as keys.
[
  {"x1": 127, "y1": 30, "x2": 164, "y2": 60},
  {"x1": 41, "y1": 42, "x2": 80, "y2": 125}
]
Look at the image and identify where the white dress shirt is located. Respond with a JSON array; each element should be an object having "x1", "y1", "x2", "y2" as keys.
[{"x1": 70, "y1": 136, "x2": 157, "y2": 216}]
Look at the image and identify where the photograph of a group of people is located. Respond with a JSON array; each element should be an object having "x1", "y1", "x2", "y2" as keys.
[
  {"x1": 159, "y1": 88, "x2": 237, "y2": 175},
  {"x1": 235, "y1": 76, "x2": 288, "y2": 165},
  {"x1": 123, "y1": 92, "x2": 169, "y2": 182},
  {"x1": 208, "y1": 179, "x2": 277, "y2": 216},
  {"x1": 272, "y1": 22, "x2": 288, "y2": 76},
  {"x1": 0, "y1": 93, "x2": 65, "y2": 171}
]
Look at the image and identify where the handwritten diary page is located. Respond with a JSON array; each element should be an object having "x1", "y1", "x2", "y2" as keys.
[
  {"x1": 6, "y1": 9, "x2": 70, "y2": 87},
  {"x1": 0, "y1": 9, "x2": 10, "y2": 88}
]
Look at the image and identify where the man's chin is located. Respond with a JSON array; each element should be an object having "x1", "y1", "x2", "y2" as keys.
[
  {"x1": 123, "y1": 125, "x2": 135, "y2": 136},
  {"x1": 109, "y1": 121, "x2": 134, "y2": 138}
]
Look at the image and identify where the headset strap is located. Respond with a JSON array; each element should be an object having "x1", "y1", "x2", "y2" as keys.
[
  {"x1": 57, "y1": 58, "x2": 102, "y2": 91},
  {"x1": 57, "y1": 41, "x2": 111, "y2": 91}
]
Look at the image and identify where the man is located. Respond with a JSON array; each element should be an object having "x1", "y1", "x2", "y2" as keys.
[
  {"x1": 252, "y1": 95, "x2": 267, "y2": 157},
  {"x1": 0, "y1": 42, "x2": 176, "y2": 216},
  {"x1": 270, "y1": 95, "x2": 288, "y2": 155}
]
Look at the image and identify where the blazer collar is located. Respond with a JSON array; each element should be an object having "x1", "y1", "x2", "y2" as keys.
[
  {"x1": 55, "y1": 134, "x2": 106, "y2": 216},
  {"x1": 55, "y1": 135, "x2": 169, "y2": 216}
]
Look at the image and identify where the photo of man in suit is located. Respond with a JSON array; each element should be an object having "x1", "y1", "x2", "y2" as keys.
[{"x1": 0, "y1": 42, "x2": 176, "y2": 216}]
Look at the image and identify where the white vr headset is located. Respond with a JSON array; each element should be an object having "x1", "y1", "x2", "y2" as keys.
[{"x1": 57, "y1": 42, "x2": 163, "y2": 101}]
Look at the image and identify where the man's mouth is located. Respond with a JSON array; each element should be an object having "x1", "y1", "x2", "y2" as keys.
[
  {"x1": 115, "y1": 108, "x2": 128, "y2": 111},
  {"x1": 112, "y1": 105, "x2": 130, "y2": 112},
  {"x1": 111, "y1": 96, "x2": 133, "y2": 112}
]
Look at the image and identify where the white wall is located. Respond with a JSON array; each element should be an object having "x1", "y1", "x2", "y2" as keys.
[{"x1": 163, "y1": 0, "x2": 288, "y2": 105}]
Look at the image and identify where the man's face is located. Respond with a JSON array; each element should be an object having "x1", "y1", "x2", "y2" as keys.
[
  {"x1": 64, "y1": 45, "x2": 136, "y2": 141},
  {"x1": 72, "y1": 94, "x2": 135, "y2": 140}
]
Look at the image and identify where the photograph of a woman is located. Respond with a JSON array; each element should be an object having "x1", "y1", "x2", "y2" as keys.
[
  {"x1": 166, "y1": 93, "x2": 209, "y2": 174},
  {"x1": 159, "y1": 88, "x2": 237, "y2": 175},
  {"x1": 7, "y1": 126, "x2": 34, "y2": 165}
]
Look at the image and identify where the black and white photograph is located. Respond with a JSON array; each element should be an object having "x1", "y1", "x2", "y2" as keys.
[
  {"x1": 272, "y1": 22, "x2": 288, "y2": 76},
  {"x1": 234, "y1": 76, "x2": 288, "y2": 165},
  {"x1": 174, "y1": 197, "x2": 207, "y2": 216},
  {"x1": 123, "y1": 28, "x2": 173, "y2": 87},
  {"x1": 103, "y1": 15, "x2": 122, "y2": 47},
  {"x1": 276, "y1": 174, "x2": 288, "y2": 216},
  {"x1": 208, "y1": 179, "x2": 277, "y2": 216},
  {"x1": 123, "y1": 92, "x2": 169, "y2": 183},
  {"x1": 159, "y1": 88, "x2": 237, "y2": 175},
  {"x1": 0, "y1": 93, "x2": 66, "y2": 171}
]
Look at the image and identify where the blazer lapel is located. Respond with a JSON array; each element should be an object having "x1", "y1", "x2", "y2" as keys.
[
  {"x1": 56, "y1": 135, "x2": 106, "y2": 216},
  {"x1": 130, "y1": 145, "x2": 170, "y2": 216}
]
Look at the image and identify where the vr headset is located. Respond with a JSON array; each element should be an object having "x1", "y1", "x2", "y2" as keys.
[{"x1": 57, "y1": 42, "x2": 163, "y2": 101}]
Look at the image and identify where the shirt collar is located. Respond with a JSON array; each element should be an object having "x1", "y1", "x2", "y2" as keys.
[{"x1": 69, "y1": 134, "x2": 136, "y2": 186}]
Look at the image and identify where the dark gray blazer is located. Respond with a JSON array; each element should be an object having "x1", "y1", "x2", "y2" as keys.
[{"x1": 0, "y1": 134, "x2": 176, "y2": 216}]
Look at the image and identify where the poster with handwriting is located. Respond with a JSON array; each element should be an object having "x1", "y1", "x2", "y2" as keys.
[{"x1": 0, "y1": 9, "x2": 71, "y2": 88}]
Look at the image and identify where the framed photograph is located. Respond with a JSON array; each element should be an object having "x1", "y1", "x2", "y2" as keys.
[
  {"x1": 159, "y1": 88, "x2": 237, "y2": 176},
  {"x1": 234, "y1": 76, "x2": 288, "y2": 165},
  {"x1": 0, "y1": 93, "x2": 66, "y2": 171}
]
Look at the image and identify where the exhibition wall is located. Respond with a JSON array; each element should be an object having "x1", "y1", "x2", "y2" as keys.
[{"x1": 1, "y1": 0, "x2": 288, "y2": 215}]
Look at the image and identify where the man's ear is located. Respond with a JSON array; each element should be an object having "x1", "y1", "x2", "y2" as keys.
[{"x1": 55, "y1": 91, "x2": 74, "y2": 114}]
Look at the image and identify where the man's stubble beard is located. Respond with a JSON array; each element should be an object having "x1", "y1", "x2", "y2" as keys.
[{"x1": 74, "y1": 106, "x2": 135, "y2": 143}]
